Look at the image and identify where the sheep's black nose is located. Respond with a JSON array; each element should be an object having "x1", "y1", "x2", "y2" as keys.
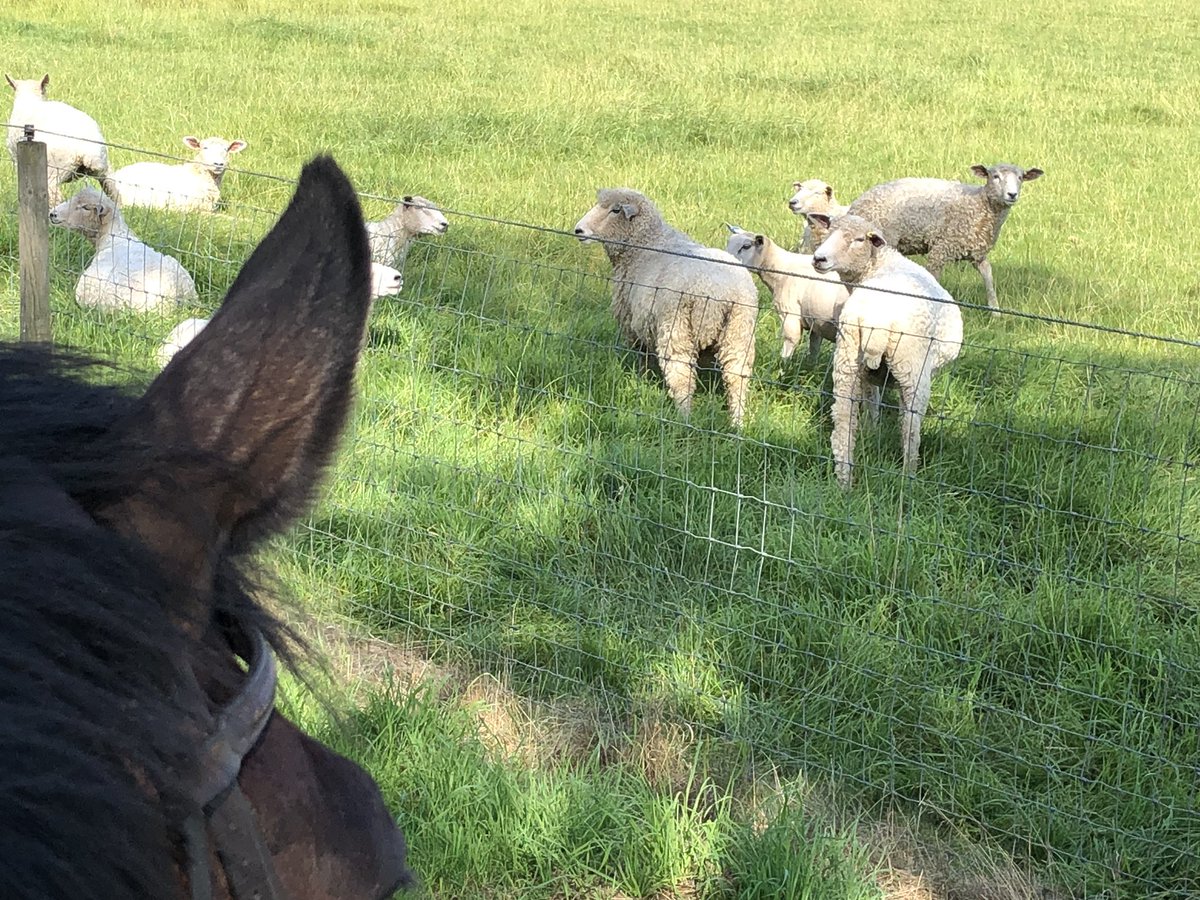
[
  {"x1": 1006, "y1": 192, "x2": 1018, "y2": 201},
  {"x1": 813, "y1": 254, "x2": 826, "y2": 266},
  {"x1": 574, "y1": 228, "x2": 584, "y2": 235}
]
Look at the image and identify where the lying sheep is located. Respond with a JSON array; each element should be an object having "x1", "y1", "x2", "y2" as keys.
[
  {"x1": 846, "y1": 163, "x2": 1043, "y2": 315},
  {"x1": 102, "y1": 135, "x2": 247, "y2": 212},
  {"x1": 365, "y1": 195, "x2": 450, "y2": 269},
  {"x1": 724, "y1": 224, "x2": 848, "y2": 367},
  {"x1": 809, "y1": 213, "x2": 963, "y2": 488},
  {"x1": 50, "y1": 187, "x2": 198, "y2": 312},
  {"x1": 157, "y1": 264, "x2": 405, "y2": 367},
  {"x1": 574, "y1": 188, "x2": 758, "y2": 428},
  {"x1": 5, "y1": 74, "x2": 108, "y2": 204},
  {"x1": 787, "y1": 179, "x2": 849, "y2": 252}
]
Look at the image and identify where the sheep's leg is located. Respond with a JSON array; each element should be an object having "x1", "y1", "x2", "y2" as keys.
[
  {"x1": 830, "y1": 346, "x2": 864, "y2": 488},
  {"x1": 805, "y1": 329, "x2": 823, "y2": 369},
  {"x1": 975, "y1": 257, "x2": 1000, "y2": 317},
  {"x1": 658, "y1": 321, "x2": 698, "y2": 422},
  {"x1": 898, "y1": 375, "x2": 933, "y2": 474},
  {"x1": 865, "y1": 382, "x2": 882, "y2": 425},
  {"x1": 716, "y1": 346, "x2": 753, "y2": 431}
]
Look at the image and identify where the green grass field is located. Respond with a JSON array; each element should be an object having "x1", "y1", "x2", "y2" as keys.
[{"x1": 3, "y1": 1, "x2": 1200, "y2": 897}]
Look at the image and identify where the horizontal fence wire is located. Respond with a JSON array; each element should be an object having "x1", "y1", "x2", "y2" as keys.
[{"x1": 3, "y1": 132, "x2": 1200, "y2": 898}]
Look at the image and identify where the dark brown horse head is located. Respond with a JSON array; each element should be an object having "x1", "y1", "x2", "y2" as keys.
[{"x1": 0, "y1": 156, "x2": 414, "y2": 899}]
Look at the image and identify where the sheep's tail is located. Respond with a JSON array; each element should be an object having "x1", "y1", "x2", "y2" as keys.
[{"x1": 840, "y1": 315, "x2": 889, "y2": 371}]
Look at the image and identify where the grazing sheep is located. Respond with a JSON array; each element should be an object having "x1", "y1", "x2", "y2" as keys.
[
  {"x1": 157, "y1": 264, "x2": 404, "y2": 368},
  {"x1": 102, "y1": 135, "x2": 247, "y2": 212},
  {"x1": 156, "y1": 317, "x2": 210, "y2": 367},
  {"x1": 50, "y1": 187, "x2": 198, "y2": 312},
  {"x1": 365, "y1": 195, "x2": 449, "y2": 269},
  {"x1": 5, "y1": 74, "x2": 108, "y2": 204},
  {"x1": 846, "y1": 163, "x2": 1043, "y2": 315},
  {"x1": 724, "y1": 224, "x2": 849, "y2": 366},
  {"x1": 787, "y1": 179, "x2": 849, "y2": 252},
  {"x1": 809, "y1": 213, "x2": 963, "y2": 488},
  {"x1": 574, "y1": 188, "x2": 758, "y2": 428}
]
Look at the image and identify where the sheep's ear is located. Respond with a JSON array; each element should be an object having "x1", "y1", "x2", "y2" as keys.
[
  {"x1": 227, "y1": 139, "x2": 247, "y2": 154},
  {"x1": 754, "y1": 234, "x2": 765, "y2": 246},
  {"x1": 866, "y1": 231, "x2": 886, "y2": 248},
  {"x1": 1022, "y1": 167, "x2": 1044, "y2": 181},
  {"x1": 95, "y1": 156, "x2": 373, "y2": 634},
  {"x1": 724, "y1": 222, "x2": 744, "y2": 234},
  {"x1": 807, "y1": 213, "x2": 832, "y2": 229},
  {"x1": 824, "y1": 185, "x2": 834, "y2": 199},
  {"x1": 183, "y1": 136, "x2": 201, "y2": 150},
  {"x1": 40, "y1": 74, "x2": 50, "y2": 91},
  {"x1": 792, "y1": 181, "x2": 803, "y2": 191},
  {"x1": 619, "y1": 203, "x2": 637, "y2": 220},
  {"x1": 4, "y1": 75, "x2": 15, "y2": 90},
  {"x1": 402, "y1": 195, "x2": 414, "y2": 206},
  {"x1": 970, "y1": 164, "x2": 990, "y2": 179}
]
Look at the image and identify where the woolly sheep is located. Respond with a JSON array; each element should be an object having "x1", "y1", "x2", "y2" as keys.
[
  {"x1": 809, "y1": 213, "x2": 963, "y2": 488},
  {"x1": 5, "y1": 74, "x2": 108, "y2": 205},
  {"x1": 724, "y1": 224, "x2": 849, "y2": 367},
  {"x1": 50, "y1": 187, "x2": 198, "y2": 312},
  {"x1": 787, "y1": 179, "x2": 849, "y2": 253},
  {"x1": 574, "y1": 188, "x2": 759, "y2": 428},
  {"x1": 846, "y1": 163, "x2": 1043, "y2": 315},
  {"x1": 365, "y1": 195, "x2": 449, "y2": 269},
  {"x1": 157, "y1": 264, "x2": 406, "y2": 367},
  {"x1": 102, "y1": 135, "x2": 247, "y2": 212}
]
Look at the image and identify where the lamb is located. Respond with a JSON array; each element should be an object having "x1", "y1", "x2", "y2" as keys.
[
  {"x1": 50, "y1": 187, "x2": 198, "y2": 312},
  {"x1": 574, "y1": 188, "x2": 759, "y2": 428},
  {"x1": 156, "y1": 263, "x2": 404, "y2": 367},
  {"x1": 846, "y1": 163, "x2": 1043, "y2": 315},
  {"x1": 102, "y1": 135, "x2": 247, "y2": 212},
  {"x1": 724, "y1": 225, "x2": 849, "y2": 367},
  {"x1": 787, "y1": 179, "x2": 849, "y2": 252},
  {"x1": 365, "y1": 195, "x2": 450, "y2": 269},
  {"x1": 5, "y1": 74, "x2": 108, "y2": 204},
  {"x1": 809, "y1": 213, "x2": 963, "y2": 488}
]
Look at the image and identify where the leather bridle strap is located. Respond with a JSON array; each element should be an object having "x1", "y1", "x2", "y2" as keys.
[{"x1": 184, "y1": 625, "x2": 287, "y2": 900}]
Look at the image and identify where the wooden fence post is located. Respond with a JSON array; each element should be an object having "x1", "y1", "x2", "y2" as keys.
[{"x1": 16, "y1": 128, "x2": 52, "y2": 344}]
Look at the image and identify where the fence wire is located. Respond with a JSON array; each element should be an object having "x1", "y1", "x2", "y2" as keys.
[{"x1": 3, "y1": 135, "x2": 1199, "y2": 899}]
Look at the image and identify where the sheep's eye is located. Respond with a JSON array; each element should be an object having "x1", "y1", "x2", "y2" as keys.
[
  {"x1": 610, "y1": 206, "x2": 621, "y2": 214},
  {"x1": 853, "y1": 236, "x2": 865, "y2": 243}
]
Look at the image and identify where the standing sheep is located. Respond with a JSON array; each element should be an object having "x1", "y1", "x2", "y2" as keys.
[
  {"x1": 365, "y1": 195, "x2": 450, "y2": 269},
  {"x1": 724, "y1": 225, "x2": 849, "y2": 367},
  {"x1": 787, "y1": 179, "x2": 849, "y2": 252},
  {"x1": 50, "y1": 187, "x2": 198, "y2": 312},
  {"x1": 102, "y1": 135, "x2": 247, "y2": 212},
  {"x1": 846, "y1": 163, "x2": 1043, "y2": 315},
  {"x1": 5, "y1": 74, "x2": 108, "y2": 204},
  {"x1": 574, "y1": 188, "x2": 759, "y2": 428},
  {"x1": 809, "y1": 213, "x2": 963, "y2": 488}
]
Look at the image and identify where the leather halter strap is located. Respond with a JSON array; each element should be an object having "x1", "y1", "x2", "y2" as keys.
[{"x1": 185, "y1": 623, "x2": 286, "y2": 900}]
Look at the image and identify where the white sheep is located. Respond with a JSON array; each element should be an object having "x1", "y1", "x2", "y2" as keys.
[
  {"x1": 156, "y1": 264, "x2": 405, "y2": 368},
  {"x1": 365, "y1": 195, "x2": 449, "y2": 269},
  {"x1": 787, "y1": 179, "x2": 849, "y2": 252},
  {"x1": 809, "y1": 213, "x2": 963, "y2": 488},
  {"x1": 574, "y1": 188, "x2": 759, "y2": 428},
  {"x1": 5, "y1": 74, "x2": 108, "y2": 205},
  {"x1": 846, "y1": 163, "x2": 1043, "y2": 315},
  {"x1": 102, "y1": 136, "x2": 247, "y2": 212},
  {"x1": 50, "y1": 187, "x2": 198, "y2": 312},
  {"x1": 724, "y1": 224, "x2": 849, "y2": 367},
  {"x1": 156, "y1": 317, "x2": 210, "y2": 367}
]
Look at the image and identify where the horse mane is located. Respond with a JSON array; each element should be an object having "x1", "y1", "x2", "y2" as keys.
[{"x1": 0, "y1": 344, "x2": 291, "y2": 899}]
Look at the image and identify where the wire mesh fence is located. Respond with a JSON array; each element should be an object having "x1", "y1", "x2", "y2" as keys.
[{"x1": 3, "y1": 133, "x2": 1199, "y2": 898}]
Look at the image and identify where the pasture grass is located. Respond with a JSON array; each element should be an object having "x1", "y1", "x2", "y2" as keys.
[{"x1": 3, "y1": 0, "x2": 1200, "y2": 896}]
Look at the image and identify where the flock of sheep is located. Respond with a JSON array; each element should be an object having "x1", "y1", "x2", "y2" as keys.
[{"x1": 6, "y1": 73, "x2": 1044, "y2": 488}]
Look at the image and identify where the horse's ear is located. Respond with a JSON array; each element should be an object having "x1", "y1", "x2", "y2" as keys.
[{"x1": 97, "y1": 156, "x2": 372, "y2": 618}]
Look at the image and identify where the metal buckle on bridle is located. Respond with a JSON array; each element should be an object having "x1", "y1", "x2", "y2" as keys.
[{"x1": 183, "y1": 623, "x2": 286, "y2": 900}]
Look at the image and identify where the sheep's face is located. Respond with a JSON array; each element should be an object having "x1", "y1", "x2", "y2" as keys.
[
  {"x1": 370, "y1": 263, "x2": 404, "y2": 298},
  {"x1": 811, "y1": 214, "x2": 886, "y2": 280},
  {"x1": 49, "y1": 189, "x2": 114, "y2": 242},
  {"x1": 5, "y1": 74, "x2": 49, "y2": 98},
  {"x1": 973, "y1": 163, "x2": 1043, "y2": 206},
  {"x1": 724, "y1": 232, "x2": 767, "y2": 270},
  {"x1": 787, "y1": 179, "x2": 835, "y2": 215},
  {"x1": 400, "y1": 195, "x2": 450, "y2": 237},
  {"x1": 574, "y1": 189, "x2": 642, "y2": 244},
  {"x1": 183, "y1": 136, "x2": 248, "y2": 176}
]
